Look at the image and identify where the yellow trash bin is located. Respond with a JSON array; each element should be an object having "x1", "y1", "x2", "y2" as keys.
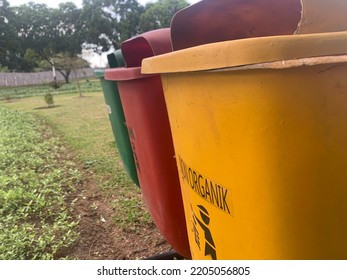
[{"x1": 142, "y1": 31, "x2": 347, "y2": 259}]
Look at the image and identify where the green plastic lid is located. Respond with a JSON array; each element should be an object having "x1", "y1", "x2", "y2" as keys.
[{"x1": 107, "y1": 49, "x2": 126, "y2": 68}]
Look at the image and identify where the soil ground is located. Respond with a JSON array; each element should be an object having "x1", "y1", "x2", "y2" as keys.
[{"x1": 61, "y1": 162, "x2": 176, "y2": 260}]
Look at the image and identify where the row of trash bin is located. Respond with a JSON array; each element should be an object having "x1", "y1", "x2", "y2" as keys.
[{"x1": 96, "y1": 0, "x2": 347, "y2": 260}]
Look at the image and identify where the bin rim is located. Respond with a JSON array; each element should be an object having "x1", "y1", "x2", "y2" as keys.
[
  {"x1": 105, "y1": 67, "x2": 155, "y2": 82},
  {"x1": 142, "y1": 31, "x2": 347, "y2": 74},
  {"x1": 94, "y1": 68, "x2": 105, "y2": 78}
]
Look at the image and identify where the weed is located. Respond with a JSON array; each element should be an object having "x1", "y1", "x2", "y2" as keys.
[
  {"x1": 3, "y1": 92, "x2": 11, "y2": 102},
  {"x1": 1, "y1": 91, "x2": 153, "y2": 236},
  {"x1": 113, "y1": 198, "x2": 152, "y2": 231},
  {"x1": 0, "y1": 107, "x2": 79, "y2": 259},
  {"x1": 50, "y1": 80, "x2": 62, "y2": 89}
]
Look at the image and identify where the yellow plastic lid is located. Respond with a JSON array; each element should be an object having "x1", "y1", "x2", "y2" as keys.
[{"x1": 142, "y1": 31, "x2": 347, "y2": 74}]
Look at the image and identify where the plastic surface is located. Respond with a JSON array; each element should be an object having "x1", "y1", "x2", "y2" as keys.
[
  {"x1": 95, "y1": 50, "x2": 139, "y2": 186},
  {"x1": 105, "y1": 29, "x2": 190, "y2": 258},
  {"x1": 106, "y1": 67, "x2": 151, "y2": 81},
  {"x1": 122, "y1": 28, "x2": 172, "y2": 67},
  {"x1": 170, "y1": 0, "x2": 347, "y2": 50},
  {"x1": 142, "y1": 31, "x2": 347, "y2": 74},
  {"x1": 143, "y1": 32, "x2": 347, "y2": 259},
  {"x1": 107, "y1": 50, "x2": 125, "y2": 68},
  {"x1": 94, "y1": 69, "x2": 105, "y2": 78}
]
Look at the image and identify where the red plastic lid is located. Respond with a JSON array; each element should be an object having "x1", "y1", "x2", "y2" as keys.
[
  {"x1": 170, "y1": 0, "x2": 302, "y2": 50},
  {"x1": 105, "y1": 67, "x2": 155, "y2": 81},
  {"x1": 121, "y1": 28, "x2": 173, "y2": 67}
]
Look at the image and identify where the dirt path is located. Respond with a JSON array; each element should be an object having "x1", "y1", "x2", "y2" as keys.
[{"x1": 59, "y1": 157, "x2": 174, "y2": 260}]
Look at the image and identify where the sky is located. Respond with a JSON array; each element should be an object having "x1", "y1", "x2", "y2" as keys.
[{"x1": 6, "y1": 0, "x2": 200, "y2": 8}]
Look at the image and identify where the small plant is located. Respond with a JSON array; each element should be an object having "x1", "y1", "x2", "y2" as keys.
[
  {"x1": 44, "y1": 93, "x2": 54, "y2": 107},
  {"x1": 50, "y1": 80, "x2": 62, "y2": 89},
  {"x1": 113, "y1": 197, "x2": 152, "y2": 231},
  {"x1": 3, "y1": 92, "x2": 11, "y2": 102},
  {"x1": 0, "y1": 107, "x2": 79, "y2": 259}
]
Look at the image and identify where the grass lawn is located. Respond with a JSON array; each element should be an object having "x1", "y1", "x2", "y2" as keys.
[
  {"x1": 1, "y1": 87, "x2": 156, "y2": 259},
  {"x1": 0, "y1": 79, "x2": 102, "y2": 101},
  {"x1": 0, "y1": 107, "x2": 80, "y2": 259}
]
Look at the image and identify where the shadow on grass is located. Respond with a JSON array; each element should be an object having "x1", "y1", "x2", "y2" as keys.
[
  {"x1": 34, "y1": 105, "x2": 62, "y2": 110},
  {"x1": 72, "y1": 95, "x2": 93, "y2": 99}
]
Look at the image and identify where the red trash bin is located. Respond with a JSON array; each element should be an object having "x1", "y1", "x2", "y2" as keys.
[{"x1": 105, "y1": 28, "x2": 191, "y2": 258}]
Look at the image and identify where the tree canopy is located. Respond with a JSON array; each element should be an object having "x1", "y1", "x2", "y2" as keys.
[
  {"x1": 0, "y1": 0, "x2": 189, "y2": 80},
  {"x1": 0, "y1": 0, "x2": 21, "y2": 71},
  {"x1": 139, "y1": 0, "x2": 189, "y2": 33}
]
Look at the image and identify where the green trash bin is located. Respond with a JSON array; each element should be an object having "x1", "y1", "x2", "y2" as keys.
[{"x1": 94, "y1": 50, "x2": 140, "y2": 186}]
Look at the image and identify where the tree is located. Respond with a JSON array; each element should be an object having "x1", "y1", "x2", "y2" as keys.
[
  {"x1": 1, "y1": 0, "x2": 188, "y2": 75},
  {"x1": 13, "y1": 3, "x2": 56, "y2": 64},
  {"x1": 80, "y1": 0, "x2": 144, "y2": 53},
  {"x1": 0, "y1": 0, "x2": 23, "y2": 71},
  {"x1": 12, "y1": 2, "x2": 86, "y2": 81},
  {"x1": 53, "y1": 2, "x2": 84, "y2": 56},
  {"x1": 23, "y1": 48, "x2": 51, "y2": 72},
  {"x1": 49, "y1": 3, "x2": 87, "y2": 83},
  {"x1": 139, "y1": 0, "x2": 189, "y2": 33},
  {"x1": 52, "y1": 52, "x2": 89, "y2": 84}
]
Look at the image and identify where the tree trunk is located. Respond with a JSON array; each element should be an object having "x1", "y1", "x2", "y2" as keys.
[
  {"x1": 73, "y1": 68, "x2": 83, "y2": 97},
  {"x1": 58, "y1": 69, "x2": 71, "y2": 83}
]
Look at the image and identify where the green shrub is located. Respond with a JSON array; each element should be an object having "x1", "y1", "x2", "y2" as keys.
[
  {"x1": 44, "y1": 93, "x2": 54, "y2": 107},
  {"x1": 50, "y1": 80, "x2": 62, "y2": 89}
]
